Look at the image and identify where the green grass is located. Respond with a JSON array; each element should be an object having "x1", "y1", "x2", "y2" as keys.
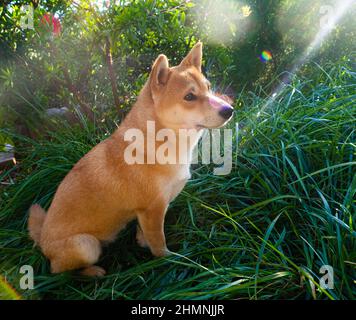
[{"x1": 0, "y1": 61, "x2": 355, "y2": 300}]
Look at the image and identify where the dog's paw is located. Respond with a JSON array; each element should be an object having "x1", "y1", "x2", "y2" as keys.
[
  {"x1": 152, "y1": 248, "x2": 173, "y2": 257},
  {"x1": 163, "y1": 249, "x2": 174, "y2": 257},
  {"x1": 80, "y1": 265, "x2": 106, "y2": 277}
]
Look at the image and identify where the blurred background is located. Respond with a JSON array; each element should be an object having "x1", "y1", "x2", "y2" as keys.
[{"x1": 0, "y1": 0, "x2": 354, "y2": 138}]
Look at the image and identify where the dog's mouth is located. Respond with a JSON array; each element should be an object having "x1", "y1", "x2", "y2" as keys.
[{"x1": 196, "y1": 120, "x2": 231, "y2": 130}]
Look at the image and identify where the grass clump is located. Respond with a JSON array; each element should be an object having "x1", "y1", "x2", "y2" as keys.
[{"x1": 0, "y1": 61, "x2": 355, "y2": 300}]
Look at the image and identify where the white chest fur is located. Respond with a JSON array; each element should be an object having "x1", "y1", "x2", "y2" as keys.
[{"x1": 161, "y1": 129, "x2": 203, "y2": 202}]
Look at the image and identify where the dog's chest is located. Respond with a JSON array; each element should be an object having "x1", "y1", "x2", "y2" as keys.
[
  {"x1": 162, "y1": 164, "x2": 191, "y2": 202},
  {"x1": 174, "y1": 163, "x2": 192, "y2": 181},
  {"x1": 155, "y1": 129, "x2": 202, "y2": 202}
]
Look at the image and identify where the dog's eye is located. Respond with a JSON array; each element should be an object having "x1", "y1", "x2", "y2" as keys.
[{"x1": 184, "y1": 93, "x2": 197, "y2": 101}]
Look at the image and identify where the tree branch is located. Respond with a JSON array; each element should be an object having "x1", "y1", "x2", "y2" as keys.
[
  {"x1": 49, "y1": 43, "x2": 95, "y2": 122},
  {"x1": 105, "y1": 36, "x2": 121, "y2": 112},
  {"x1": 61, "y1": 67, "x2": 94, "y2": 122}
]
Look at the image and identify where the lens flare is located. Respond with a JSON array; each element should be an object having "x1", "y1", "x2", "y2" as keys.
[
  {"x1": 256, "y1": 0, "x2": 354, "y2": 117},
  {"x1": 259, "y1": 50, "x2": 272, "y2": 62}
]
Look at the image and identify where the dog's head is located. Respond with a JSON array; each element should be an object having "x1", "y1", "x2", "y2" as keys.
[{"x1": 148, "y1": 42, "x2": 234, "y2": 130}]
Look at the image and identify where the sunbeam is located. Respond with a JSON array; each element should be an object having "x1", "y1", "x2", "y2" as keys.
[{"x1": 257, "y1": 0, "x2": 355, "y2": 116}]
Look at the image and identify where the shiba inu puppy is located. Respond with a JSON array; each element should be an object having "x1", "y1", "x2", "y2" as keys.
[{"x1": 28, "y1": 42, "x2": 234, "y2": 276}]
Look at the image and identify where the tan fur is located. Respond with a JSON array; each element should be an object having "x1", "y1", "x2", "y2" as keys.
[
  {"x1": 27, "y1": 42, "x2": 233, "y2": 276},
  {"x1": 28, "y1": 204, "x2": 46, "y2": 245}
]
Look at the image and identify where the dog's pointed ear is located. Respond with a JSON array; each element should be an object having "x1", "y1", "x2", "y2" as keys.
[
  {"x1": 150, "y1": 54, "x2": 170, "y2": 90},
  {"x1": 180, "y1": 41, "x2": 202, "y2": 71}
]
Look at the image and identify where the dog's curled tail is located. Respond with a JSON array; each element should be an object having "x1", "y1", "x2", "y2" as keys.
[{"x1": 28, "y1": 204, "x2": 46, "y2": 245}]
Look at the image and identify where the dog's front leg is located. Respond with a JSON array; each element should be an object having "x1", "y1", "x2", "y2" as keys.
[{"x1": 137, "y1": 200, "x2": 171, "y2": 257}]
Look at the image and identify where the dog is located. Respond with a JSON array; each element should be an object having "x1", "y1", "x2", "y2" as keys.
[{"x1": 28, "y1": 42, "x2": 234, "y2": 276}]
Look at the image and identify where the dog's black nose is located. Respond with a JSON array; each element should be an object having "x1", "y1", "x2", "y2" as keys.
[{"x1": 219, "y1": 106, "x2": 234, "y2": 119}]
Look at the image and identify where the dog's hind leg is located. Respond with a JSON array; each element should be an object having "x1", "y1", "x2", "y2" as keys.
[{"x1": 43, "y1": 234, "x2": 104, "y2": 276}]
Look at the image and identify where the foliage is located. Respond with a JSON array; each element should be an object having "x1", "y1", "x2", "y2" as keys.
[
  {"x1": 0, "y1": 276, "x2": 21, "y2": 300},
  {"x1": 0, "y1": 61, "x2": 355, "y2": 300},
  {"x1": 1, "y1": 0, "x2": 355, "y2": 134},
  {"x1": 0, "y1": 0, "x2": 197, "y2": 133}
]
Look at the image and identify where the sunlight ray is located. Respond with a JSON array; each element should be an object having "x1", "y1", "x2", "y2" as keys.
[{"x1": 257, "y1": 0, "x2": 354, "y2": 116}]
